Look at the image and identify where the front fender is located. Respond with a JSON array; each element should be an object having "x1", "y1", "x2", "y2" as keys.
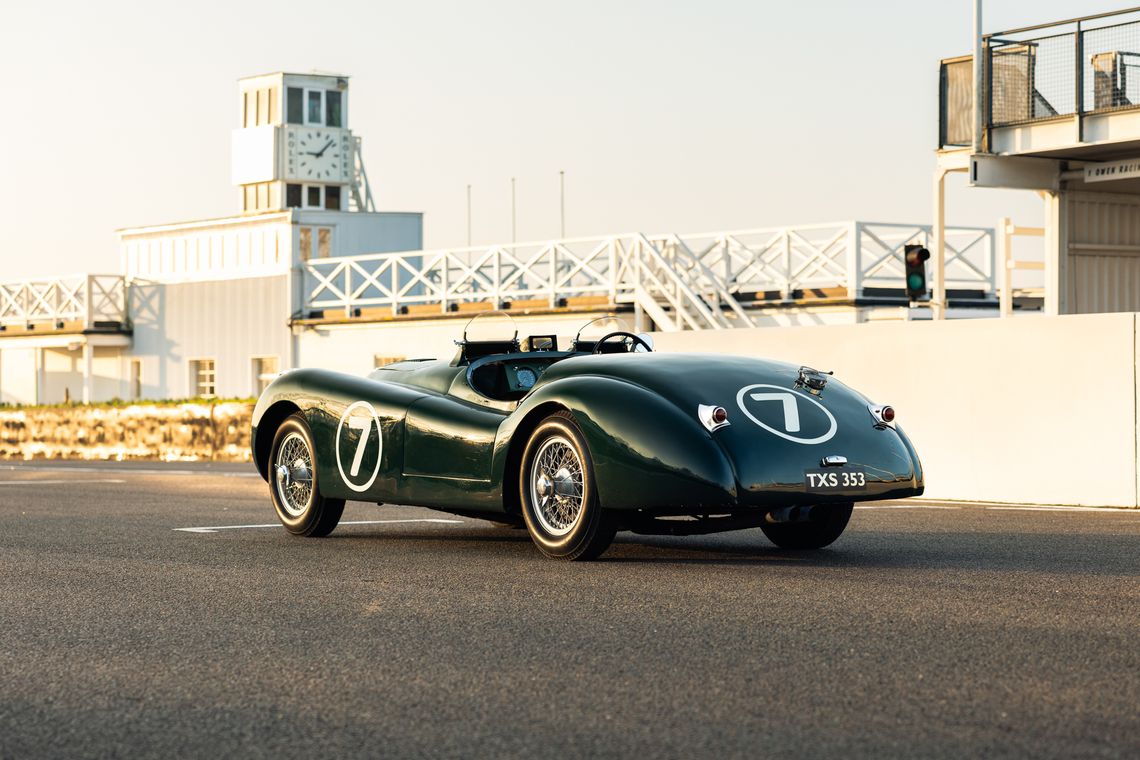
[
  {"x1": 251, "y1": 368, "x2": 426, "y2": 501},
  {"x1": 494, "y1": 376, "x2": 738, "y2": 511}
]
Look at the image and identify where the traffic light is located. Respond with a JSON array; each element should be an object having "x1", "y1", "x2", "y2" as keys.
[{"x1": 904, "y1": 244, "x2": 930, "y2": 301}]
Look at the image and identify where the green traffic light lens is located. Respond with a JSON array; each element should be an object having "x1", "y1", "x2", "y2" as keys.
[{"x1": 907, "y1": 274, "x2": 924, "y2": 290}]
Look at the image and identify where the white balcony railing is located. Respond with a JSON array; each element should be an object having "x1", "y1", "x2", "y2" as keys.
[
  {"x1": 302, "y1": 222, "x2": 995, "y2": 331},
  {"x1": 0, "y1": 275, "x2": 128, "y2": 330}
]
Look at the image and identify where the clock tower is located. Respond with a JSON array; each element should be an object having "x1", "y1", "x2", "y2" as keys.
[{"x1": 231, "y1": 72, "x2": 375, "y2": 214}]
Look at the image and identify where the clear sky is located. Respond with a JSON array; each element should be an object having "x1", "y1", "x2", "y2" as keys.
[{"x1": 0, "y1": 0, "x2": 1118, "y2": 280}]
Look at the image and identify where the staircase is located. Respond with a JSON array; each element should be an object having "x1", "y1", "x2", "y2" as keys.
[{"x1": 620, "y1": 235, "x2": 753, "y2": 331}]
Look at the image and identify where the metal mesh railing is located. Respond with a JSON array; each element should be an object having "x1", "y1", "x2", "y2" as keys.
[
  {"x1": 1082, "y1": 19, "x2": 1140, "y2": 112},
  {"x1": 989, "y1": 33, "x2": 1074, "y2": 125},
  {"x1": 940, "y1": 9, "x2": 1140, "y2": 141},
  {"x1": 988, "y1": 10, "x2": 1140, "y2": 128}
]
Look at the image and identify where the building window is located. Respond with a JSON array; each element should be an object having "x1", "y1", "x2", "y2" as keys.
[
  {"x1": 189, "y1": 359, "x2": 216, "y2": 398},
  {"x1": 374, "y1": 355, "x2": 406, "y2": 368},
  {"x1": 326, "y1": 91, "x2": 343, "y2": 127},
  {"x1": 286, "y1": 184, "x2": 302, "y2": 208},
  {"x1": 300, "y1": 228, "x2": 312, "y2": 261},
  {"x1": 325, "y1": 186, "x2": 341, "y2": 210},
  {"x1": 306, "y1": 186, "x2": 321, "y2": 208},
  {"x1": 307, "y1": 90, "x2": 322, "y2": 124},
  {"x1": 251, "y1": 356, "x2": 279, "y2": 395},
  {"x1": 130, "y1": 359, "x2": 142, "y2": 400},
  {"x1": 318, "y1": 227, "x2": 331, "y2": 258},
  {"x1": 287, "y1": 87, "x2": 304, "y2": 124}
]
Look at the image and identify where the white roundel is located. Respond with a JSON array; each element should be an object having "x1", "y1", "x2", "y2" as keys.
[
  {"x1": 335, "y1": 401, "x2": 383, "y2": 492},
  {"x1": 735, "y1": 383, "x2": 838, "y2": 445}
]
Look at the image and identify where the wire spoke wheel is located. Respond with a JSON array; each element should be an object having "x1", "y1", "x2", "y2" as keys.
[
  {"x1": 267, "y1": 414, "x2": 345, "y2": 537},
  {"x1": 274, "y1": 431, "x2": 315, "y2": 517},
  {"x1": 529, "y1": 435, "x2": 585, "y2": 536}
]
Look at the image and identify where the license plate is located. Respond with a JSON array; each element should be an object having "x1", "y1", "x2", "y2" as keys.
[{"x1": 804, "y1": 467, "x2": 867, "y2": 493}]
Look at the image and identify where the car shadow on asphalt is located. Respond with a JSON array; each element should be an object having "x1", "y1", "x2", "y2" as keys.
[
  {"x1": 604, "y1": 529, "x2": 1140, "y2": 575},
  {"x1": 326, "y1": 524, "x2": 1139, "y2": 575}
]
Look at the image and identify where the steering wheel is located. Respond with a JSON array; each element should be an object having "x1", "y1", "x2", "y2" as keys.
[{"x1": 591, "y1": 331, "x2": 653, "y2": 354}]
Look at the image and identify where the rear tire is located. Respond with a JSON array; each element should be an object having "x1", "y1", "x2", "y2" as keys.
[
  {"x1": 760, "y1": 503, "x2": 853, "y2": 550},
  {"x1": 520, "y1": 411, "x2": 615, "y2": 560},
  {"x1": 268, "y1": 414, "x2": 345, "y2": 537}
]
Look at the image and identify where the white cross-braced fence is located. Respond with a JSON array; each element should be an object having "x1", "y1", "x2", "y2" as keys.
[
  {"x1": 302, "y1": 222, "x2": 994, "y2": 330},
  {"x1": 0, "y1": 275, "x2": 127, "y2": 328}
]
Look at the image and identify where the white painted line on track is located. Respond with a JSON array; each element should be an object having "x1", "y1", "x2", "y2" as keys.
[
  {"x1": 0, "y1": 478, "x2": 126, "y2": 486},
  {"x1": 856, "y1": 504, "x2": 961, "y2": 510},
  {"x1": 174, "y1": 518, "x2": 465, "y2": 534},
  {"x1": 0, "y1": 465, "x2": 259, "y2": 477},
  {"x1": 984, "y1": 505, "x2": 1135, "y2": 513},
  {"x1": 859, "y1": 503, "x2": 1137, "y2": 514}
]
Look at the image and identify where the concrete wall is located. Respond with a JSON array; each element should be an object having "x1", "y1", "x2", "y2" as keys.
[
  {"x1": 654, "y1": 313, "x2": 1139, "y2": 508},
  {"x1": 131, "y1": 275, "x2": 291, "y2": 399},
  {"x1": 296, "y1": 311, "x2": 616, "y2": 376}
]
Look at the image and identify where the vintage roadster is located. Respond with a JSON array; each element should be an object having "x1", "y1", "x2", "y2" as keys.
[{"x1": 251, "y1": 316, "x2": 924, "y2": 560}]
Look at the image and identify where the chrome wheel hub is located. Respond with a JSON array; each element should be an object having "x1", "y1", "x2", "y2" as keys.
[
  {"x1": 274, "y1": 432, "x2": 314, "y2": 517},
  {"x1": 529, "y1": 435, "x2": 585, "y2": 536}
]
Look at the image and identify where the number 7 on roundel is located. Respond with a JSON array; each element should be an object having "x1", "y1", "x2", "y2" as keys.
[
  {"x1": 347, "y1": 416, "x2": 373, "y2": 477},
  {"x1": 749, "y1": 392, "x2": 801, "y2": 433}
]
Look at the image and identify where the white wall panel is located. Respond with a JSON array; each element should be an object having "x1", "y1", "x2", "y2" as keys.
[
  {"x1": 296, "y1": 312, "x2": 613, "y2": 377},
  {"x1": 0, "y1": 348, "x2": 37, "y2": 405},
  {"x1": 130, "y1": 275, "x2": 290, "y2": 399},
  {"x1": 1065, "y1": 191, "x2": 1140, "y2": 313}
]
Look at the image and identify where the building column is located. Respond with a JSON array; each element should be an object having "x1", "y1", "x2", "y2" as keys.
[
  {"x1": 82, "y1": 342, "x2": 93, "y2": 404},
  {"x1": 1041, "y1": 190, "x2": 1065, "y2": 316},
  {"x1": 35, "y1": 348, "x2": 45, "y2": 404},
  {"x1": 931, "y1": 168, "x2": 948, "y2": 320}
]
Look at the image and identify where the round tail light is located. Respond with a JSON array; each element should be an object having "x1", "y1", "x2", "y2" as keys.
[
  {"x1": 881, "y1": 406, "x2": 895, "y2": 423},
  {"x1": 712, "y1": 407, "x2": 728, "y2": 424}
]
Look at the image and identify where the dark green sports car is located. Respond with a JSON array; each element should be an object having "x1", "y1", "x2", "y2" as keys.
[{"x1": 251, "y1": 316, "x2": 924, "y2": 560}]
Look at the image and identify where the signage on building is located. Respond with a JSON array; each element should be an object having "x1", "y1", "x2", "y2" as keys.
[{"x1": 1083, "y1": 158, "x2": 1140, "y2": 183}]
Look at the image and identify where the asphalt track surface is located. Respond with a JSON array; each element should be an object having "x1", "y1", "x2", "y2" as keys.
[{"x1": 1, "y1": 461, "x2": 1138, "y2": 759}]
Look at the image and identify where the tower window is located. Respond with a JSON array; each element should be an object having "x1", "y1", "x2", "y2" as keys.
[
  {"x1": 287, "y1": 87, "x2": 303, "y2": 124},
  {"x1": 308, "y1": 91, "x2": 322, "y2": 124},
  {"x1": 326, "y1": 91, "x2": 343, "y2": 127},
  {"x1": 286, "y1": 184, "x2": 302, "y2": 208},
  {"x1": 318, "y1": 228, "x2": 331, "y2": 258},
  {"x1": 325, "y1": 186, "x2": 341, "y2": 211},
  {"x1": 300, "y1": 228, "x2": 312, "y2": 260},
  {"x1": 307, "y1": 186, "x2": 321, "y2": 207}
]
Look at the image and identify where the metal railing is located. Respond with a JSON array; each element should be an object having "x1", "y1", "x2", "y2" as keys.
[
  {"x1": 0, "y1": 275, "x2": 128, "y2": 330},
  {"x1": 302, "y1": 222, "x2": 995, "y2": 331},
  {"x1": 939, "y1": 7, "x2": 1140, "y2": 145}
]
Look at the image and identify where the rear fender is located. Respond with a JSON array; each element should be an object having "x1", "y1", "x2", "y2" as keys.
[{"x1": 494, "y1": 376, "x2": 737, "y2": 511}]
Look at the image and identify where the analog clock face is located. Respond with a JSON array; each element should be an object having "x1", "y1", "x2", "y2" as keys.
[{"x1": 286, "y1": 128, "x2": 352, "y2": 182}]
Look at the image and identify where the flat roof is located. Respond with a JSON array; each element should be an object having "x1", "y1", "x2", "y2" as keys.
[
  {"x1": 116, "y1": 209, "x2": 423, "y2": 236},
  {"x1": 237, "y1": 71, "x2": 350, "y2": 81}
]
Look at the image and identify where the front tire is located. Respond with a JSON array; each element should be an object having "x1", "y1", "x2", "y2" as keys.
[
  {"x1": 760, "y1": 503, "x2": 853, "y2": 549},
  {"x1": 268, "y1": 414, "x2": 345, "y2": 537},
  {"x1": 520, "y1": 411, "x2": 615, "y2": 560}
]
